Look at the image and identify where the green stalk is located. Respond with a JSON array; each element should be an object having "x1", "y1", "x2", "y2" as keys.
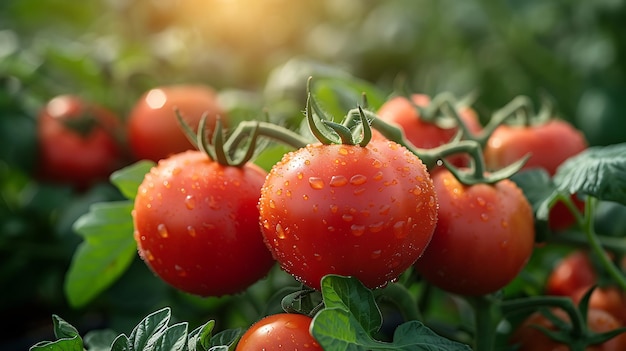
[{"x1": 468, "y1": 296, "x2": 498, "y2": 351}]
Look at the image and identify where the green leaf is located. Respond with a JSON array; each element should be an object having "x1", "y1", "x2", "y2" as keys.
[
  {"x1": 129, "y1": 308, "x2": 172, "y2": 351},
  {"x1": 312, "y1": 275, "x2": 471, "y2": 350},
  {"x1": 65, "y1": 201, "x2": 136, "y2": 307},
  {"x1": 188, "y1": 320, "x2": 216, "y2": 351},
  {"x1": 152, "y1": 322, "x2": 189, "y2": 351},
  {"x1": 83, "y1": 329, "x2": 119, "y2": 351},
  {"x1": 320, "y1": 275, "x2": 382, "y2": 335},
  {"x1": 554, "y1": 143, "x2": 626, "y2": 205},
  {"x1": 209, "y1": 328, "x2": 243, "y2": 350},
  {"x1": 110, "y1": 334, "x2": 132, "y2": 351},
  {"x1": 28, "y1": 336, "x2": 84, "y2": 351},
  {"x1": 110, "y1": 160, "x2": 155, "y2": 200},
  {"x1": 52, "y1": 315, "x2": 80, "y2": 339}
]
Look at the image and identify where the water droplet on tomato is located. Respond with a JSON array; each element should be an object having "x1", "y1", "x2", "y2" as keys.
[
  {"x1": 172, "y1": 167, "x2": 182, "y2": 175},
  {"x1": 371, "y1": 250, "x2": 382, "y2": 259},
  {"x1": 501, "y1": 220, "x2": 509, "y2": 228},
  {"x1": 329, "y1": 204, "x2": 339, "y2": 213},
  {"x1": 500, "y1": 240, "x2": 509, "y2": 249},
  {"x1": 330, "y1": 175, "x2": 348, "y2": 187},
  {"x1": 327, "y1": 226, "x2": 336, "y2": 232},
  {"x1": 350, "y1": 174, "x2": 367, "y2": 185},
  {"x1": 393, "y1": 221, "x2": 407, "y2": 239},
  {"x1": 338, "y1": 147, "x2": 349, "y2": 156},
  {"x1": 163, "y1": 180, "x2": 171, "y2": 189},
  {"x1": 369, "y1": 221, "x2": 384, "y2": 233},
  {"x1": 208, "y1": 196, "x2": 220, "y2": 210},
  {"x1": 476, "y1": 197, "x2": 486, "y2": 207},
  {"x1": 157, "y1": 223, "x2": 169, "y2": 238},
  {"x1": 480, "y1": 213, "x2": 489, "y2": 222},
  {"x1": 308, "y1": 177, "x2": 325, "y2": 189},
  {"x1": 351, "y1": 224, "x2": 365, "y2": 237},
  {"x1": 428, "y1": 196, "x2": 436, "y2": 207},
  {"x1": 313, "y1": 253, "x2": 322, "y2": 261},
  {"x1": 144, "y1": 249, "x2": 155, "y2": 262},
  {"x1": 174, "y1": 265, "x2": 187, "y2": 277},
  {"x1": 342, "y1": 214, "x2": 354, "y2": 222},
  {"x1": 373, "y1": 171, "x2": 383, "y2": 181},
  {"x1": 302, "y1": 194, "x2": 309, "y2": 200},
  {"x1": 379, "y1": 204, "x2": 391, "y2": 215},
  {"x1": 184, "y1": 195, "x2": 195, "y2": 210},
  {"x1": 297, "y1": 172, "x2": 304, "y2": 180},
  {"x1": 269, "y1": 199, "x2": 276, "y2": 209},
  {"x1": 276, "y1": 189, "x2": 282, "y2": 196},
  {"x1": 372, "y1": 159, "x2": 383, "y2": 168},
  {"x1": 187, "y1": 226, "x2": 197, "y2": 237},
  {"x1": 276, "y1": 223, "x2": 286, "y2": 239}
]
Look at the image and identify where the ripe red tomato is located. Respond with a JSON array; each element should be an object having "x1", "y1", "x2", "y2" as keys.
[
  {"x1": 259, "y1": 139, "x2": 438, "y2": 290},
  {"x1": 36, "y1": 95, "x2": 125, "y2": 189},
  {"x1": 236, "y1": 313, "x2": 322, "y2": 351},
  {"x1": 545, "y1": 250, "x2": 598, "y2": 297},
  {"x1": 571, "y1": 286, "x2": 626, "y2": 326},
  {"x1": 484, "y1": 119, "x2": 588, "y2": 231},
  {"x1": 374, "y1": 94, "x2": 483, "y2": 166},
  {"x1": 510, "y1": 308, "x2": 626, "y2": 351},
  {"x1": 414, "y1": 169, "x2": 535, "y2": 296},
  {"x1": 127, "y1": 85, "x2": 226, "y2": 162},
  {"x1": 133, "y1": 150, "x2": 274, "y2": 296}
]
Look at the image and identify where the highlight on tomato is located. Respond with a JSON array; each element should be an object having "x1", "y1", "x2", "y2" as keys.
[
  {"x1": 36, "y1": 94, "x2": 125, "y2": 189},
  {"x1": 127, "y1": 84, "x2": 227, "y2": 162}
]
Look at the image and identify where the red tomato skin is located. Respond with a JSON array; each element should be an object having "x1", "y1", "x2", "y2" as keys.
[
  {"x1": 37, "y1": 95, "x2": 124, "y2": 188},
  {"x1": 375, "y1": 94, "x2": 483, "y2": 166},
  {"x1": 484, "y1": 119, "x2": 587, "y2": 231},
  {"x1": 127, "y1": 85, "x2": 226, "y2": 162},
  {"x1": 510, "y1": 308, "x2": 626, "y2": 351},
  {"x1": 414, "y1": 169, "x2": 535, "y2": 296},
  {"x1": 259, "y1": 140, "x2": 438, "y2": 290},
  {"x1": 236, "y1": 313, "x2": 322, "y2": 351},
  {"x1": 545, "y1": 250, "x2": 598, "y2": 297},
  {"x1": 133, "y1": 150, "x2": 274, "y2": 296}
]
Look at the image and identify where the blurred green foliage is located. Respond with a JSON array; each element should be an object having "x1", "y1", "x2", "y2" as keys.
[{"x1": 2, "y1": 0, "x2": 626, "y2": 349}]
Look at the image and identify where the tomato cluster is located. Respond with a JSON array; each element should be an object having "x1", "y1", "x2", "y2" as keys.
[{"x1": 32, "y1": 83, "x2": 626, "y2": 351}]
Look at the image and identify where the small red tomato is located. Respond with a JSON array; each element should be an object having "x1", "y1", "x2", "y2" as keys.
[
  {"x1": 572, "y1": 286, "x2": 626, "y2": 326},
  {"x1": 545, "y1": 250, "x2": 598, "y2": 297},
  {"x1": 484, "y1": 119, "x2": 588, "y2": 231},
  {"x1": 236, "y1": 313, "x2": 322, "y2": 351},
  {"x1": 374, "y1": 94, "x2": 483, "y2": 167},
  {"x1": 133, "y1": 150, "x2": 274, "y2": 296},
  {"x1": 36, "y1": 95, "x2": 124, "y2": 189},
  {"x1": 414, "y1": 169, "x2": 535, "y2": 296},
  {"x1": 127, "y1": 85, "x2": 226, "y2": 162},
  {"x1": 259, "y1": 139, "x2": 438, "y2": 290},
  {"x1": 510, "y1": 308, "x2": 626, "y2": 351}
]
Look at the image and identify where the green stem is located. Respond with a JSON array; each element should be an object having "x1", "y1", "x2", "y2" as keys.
[
  {"x1": 225, "y1": 120, "x2": 310, "y2": 151},
  {"x1": 582, "y1": 197, "x2": 626, "y2": 290},
  {"x1": 549, "y1": 230, "x2": 626, "y2": 254},
  {"x1": 468, "y1": 296, "x2": 498, "y2": 351}
]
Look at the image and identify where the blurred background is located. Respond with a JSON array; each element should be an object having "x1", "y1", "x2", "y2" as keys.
[{"x1": 2, "y1": 0, "x2": 626, "y2": 349}]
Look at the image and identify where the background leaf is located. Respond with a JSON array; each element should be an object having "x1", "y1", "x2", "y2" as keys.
[
  {"x1": 64, "y1": 201, "x2": 136, "y2": 307},
  {"x1": 110, "y1": 161, "x2": 155, "y2": 200}
]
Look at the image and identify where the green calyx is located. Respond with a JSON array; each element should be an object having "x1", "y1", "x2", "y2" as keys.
[
  {"x1": 306, "y1": 77, "x2": 373, "y2": 147},
  {"x1": 176, "y1": 109, "x2": 259, "y2": 167}
]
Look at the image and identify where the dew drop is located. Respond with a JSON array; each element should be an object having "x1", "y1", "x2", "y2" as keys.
[
  {"x1": 163, "y1": 180, "x2": 171, "y2": 189},
  {"x1": 297, "y1": 172, "x2": 304, "y2": 180},
  {"x1": 327, "y1": 226, "x2": 336, "y2": 232},
  {"x1": 330, "y1": 205, "x2": 339, "y2": 213},
  {"x1": 157, "y1": 223, "x2": 169, "y2": 238},
  {"x1": 308, "y1": 177, "x2": 325, "y2": 190},
  {"x1": 428, "y1": 196, "x2": 436, "y2": 207},
  {"x1": 276, "y1": 189, "x2": 282, "y2": 196},
  {"x1": 501, "y1": 220, "x2": 509, "y2": 228},
  {"x1": 313, "y1": 253, "x2": 322, "y2": 261},
  {"x1": 350, "y1": 174, "x2": 367, "y2": 185},
  {"x1": 379, "y1": 205, "x2": 391, "y2": 215},
  {"x1": 353, "y1": 188, "x2": 366, "y2": 196},
  {"x1": 330, "y1": 175, "x2": 348, "y2": 187},
  {"x1": 269, "y1": 199, "x2": 276, "y2": 209},
  {"x1": 338, "y1": 147, "x2": 349, "y2": 156},
  {"x1": 480, "y1": 213, "x2": 489, "y2": 222},
  {"x1": 476, "y1": 197, "x2": 486, "y2": 207},
  {"x1": 302, "y1": 194, "x2": 309, "y2": 200},
  {"x1": 371, "y1": 250, "x2": 382, "y2": 259},
  {"x1": 184, "y1": 195, "x2": 196, "y2": 210},
  {"x1": 284, "y1": 180, "x2": 290, "y2": 187},
  {"x1": 276, "y1": 223, "x2": 286, "y2": 239},
  {"x1": 369, "y1": 221, "x2": 384, "y2": 233},
  {"x1": 351, "y1": 224, "x2": 366, "y2": 237},
  {"x1": 187, "y1": 226, "x2": 197, "y2": 237},
  {"x1": 372, "y1": 159, "x2": 383, "y2": 168},
  {"x1": 342, "y1": 214, "x2": 354, "y2": 222},
  {"x1": 172, "y1": 167, "x2": 182, "y2": 175},
  {"x1": 373, "y1": 171, "x2": 383, "y2": 181},
  {"x1": 304, "y1": 159, "x2": 311, "y2": 165},
  {"x1": 412, "y1": 186, "x2": 422, "y2": 196},
  {"x1": 174, "y1": 264, "x2": 187, "y2": 277},
  {"x1": 393, "y1": 221, "x2": 407, "y2": 239}
]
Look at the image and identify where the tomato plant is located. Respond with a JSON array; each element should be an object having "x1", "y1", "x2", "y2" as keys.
[
  {"x1": 259, "y1": 136, "x2": 438, "y2": 290},
  {"x1": 414, "y1": 168, "x2": 535, "y2": 296},
  {"x1": 572, "y1": 286, "x2": 626, "y2": 326},
  {"x1": 127, "y1": 85, "x2": 227, "y2": 162},
  {"x1": 510, "y1": 308, "x2": 626, "y2": 351},
  {"x1": 133, "y1": 149, "x2": 275, "y2": 296},
  {"x1": 374, "y1": 93, "x2": 483, "y2": 167},
  {"x1": 236, "y1": 313, "x2": 322, "y2": 350},
  {"x1": 36, "y1": 94, "x2": 125, "y2": 189}
]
